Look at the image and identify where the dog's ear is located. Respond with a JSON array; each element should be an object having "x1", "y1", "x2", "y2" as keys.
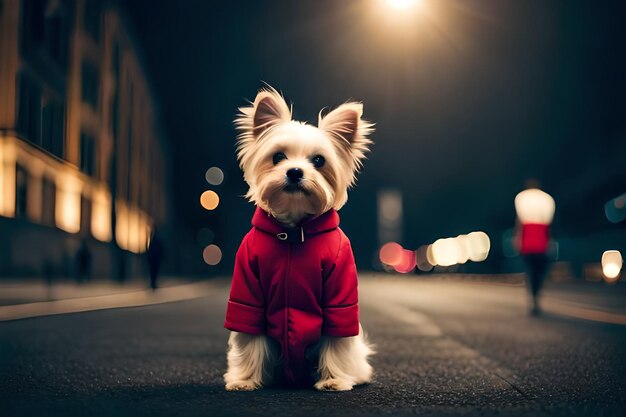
[
  {"x1": 236, "y1": 87, "x2": 291, "y2": 140},
  {"x1": 318, "y1": 102, "x2": 374, "y2": 168}
]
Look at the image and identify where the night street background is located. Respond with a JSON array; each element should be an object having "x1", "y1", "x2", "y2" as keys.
[
  {"x1": 124, "y1": 0, "x2": 626, "y2": 271},
  {"x1": 3, "y1": 275, "x2": 626, "y2": 416},
  {"x1": 1, "y1": 0, "x2": 626, "y2": 416}
]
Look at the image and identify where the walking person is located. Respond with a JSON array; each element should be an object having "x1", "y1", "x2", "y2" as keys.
[
  {"x1": 147, "y1": 228, "x2": 164, "y2": 290},
  {"x1": 76, "y1": 239, "x2": 92, "y2": 284},
  {"x1": 514, "y1": 181, "x2": 555, "y2": 315}
]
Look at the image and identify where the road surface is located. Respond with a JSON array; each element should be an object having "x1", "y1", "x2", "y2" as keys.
[{"x1": 1, "y1": 274, "x2": 625, "y2": 416}]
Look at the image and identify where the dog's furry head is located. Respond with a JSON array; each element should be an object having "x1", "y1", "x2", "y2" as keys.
[{"x1": 235, "y1": 87, "x2": 374, "y2": 226}]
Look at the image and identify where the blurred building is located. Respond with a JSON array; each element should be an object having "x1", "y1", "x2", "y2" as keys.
[{"x1": 0, "y1": 0, "x2": 170, "y2": 278}]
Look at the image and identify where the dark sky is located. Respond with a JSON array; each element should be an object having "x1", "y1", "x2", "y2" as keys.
[{"x1": 125, "y1": 0, "x2": 626, "y2": 269}]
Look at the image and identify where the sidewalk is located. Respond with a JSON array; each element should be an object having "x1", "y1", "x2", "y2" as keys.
[{"x1": 0, "y1": 276, "x2": 221, "y2": 321}]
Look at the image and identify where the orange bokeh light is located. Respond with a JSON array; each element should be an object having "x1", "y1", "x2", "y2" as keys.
[{"x1": 200, "y1": 190, "x2": 219, "y2": 210}]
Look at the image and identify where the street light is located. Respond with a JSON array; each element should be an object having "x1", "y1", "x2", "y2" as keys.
[
  {"x1": 385, "y1": 0, "x2": 425, "y2": 11},
  {"x1": 602, "y1": 250, "x2": 622, "y2": 282}
]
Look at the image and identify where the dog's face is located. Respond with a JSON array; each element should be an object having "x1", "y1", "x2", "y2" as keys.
[{"x1": 235, "y1": 88, "x2": 373, "y2": 225}]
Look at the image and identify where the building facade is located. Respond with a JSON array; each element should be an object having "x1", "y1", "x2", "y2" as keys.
[{"x1": 0, "y1": 0, "x2": 170, "y2": 278}]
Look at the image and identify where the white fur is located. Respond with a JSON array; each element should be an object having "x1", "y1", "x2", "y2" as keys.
[
  {"x1": 225, "y1": 87, "x2": 375, "y2": 390},
  {"x1": 224, "y1": 332, "x2": 275, "y2": 391},
  {"x1": 234, "y1": 87, "x2": 373, "y2": 226},
  {"x1": 315, "y1": 325, "x2": 375, "y2": 391},
  {"x1": 225, "y1": 328, "x2": 374, "y2": 391}
]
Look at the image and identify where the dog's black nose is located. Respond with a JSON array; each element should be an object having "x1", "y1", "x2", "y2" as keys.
[{"x1": 286, "y1": 168, "x2": 304, "y2": 183}]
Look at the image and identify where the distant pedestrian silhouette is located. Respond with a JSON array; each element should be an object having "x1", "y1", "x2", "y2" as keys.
[
  {"x1": 147, "y1": 228, "x2": 164, "y2": 290},
  {"x1": 514, "y1": 180, "x2": 555, "y2": 315},
  {"x1": 76, "y1": 239, "x2": 92, "y2": 283}
]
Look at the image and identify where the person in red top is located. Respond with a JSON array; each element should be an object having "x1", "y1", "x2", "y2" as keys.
[
  {"x1": 225, "y1": 207, "x2": 359, "y2": 386},
  {"x1": 514, "y1": 181, "x2": 555, "y2": 315}
]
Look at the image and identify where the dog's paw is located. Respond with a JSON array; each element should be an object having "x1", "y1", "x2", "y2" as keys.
[
  {"x1": 315, "y1": 378, "x2": 353, "y2": 391},
  {"x1": 225, "y1": 380, "x2": 260, "y2": 391}
]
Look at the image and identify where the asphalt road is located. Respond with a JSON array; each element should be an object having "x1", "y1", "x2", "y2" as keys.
[{"x1": 1, "y1": 274, "x2": 626, "y2": 417}]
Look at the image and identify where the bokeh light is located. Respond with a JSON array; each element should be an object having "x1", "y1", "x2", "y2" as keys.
[
  {"x1": 426, "y1": 244, "x2": 436, "y2": 266},
  {"x1": 394, "y1": 249, "x2": 416, "y2": 273},
  {"x1": 431, "y1": 238, "x2": 460, "y2": 267},
  {"x1": 415, "y1": 245, "x2": 434, "y2": 272},
  {"x1": 379, "y1": 242, "x2": 404, "y2": 266},
  {"x1": 602, "y1": 250, "x2": 622, "y2": 282},
  {"x1": 454, "y1": 234, "x2": 471, "y2": 264},
  {"x1": 605, "y1": 193, "x2": 626, "y2": 224},
  {"x1": 427, "y1": 231, "x2": 491, "y2": 267},
  {"x1": 205, "y1": 167, "x2": 224, "y2": 186},
  {"x1": 200, "y1": 190, "x2": 219, "y2": 210},
  {"x1": 203, "y1": 244, "x2": 222, "y2": 266},
  {"x1": 467, "y1": 231, "x2": 491, "y2": 262}
]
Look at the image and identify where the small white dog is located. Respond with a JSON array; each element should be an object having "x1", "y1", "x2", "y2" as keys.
[{"x1": 224, "y1": 87, "x2": 374, "y2": 391}]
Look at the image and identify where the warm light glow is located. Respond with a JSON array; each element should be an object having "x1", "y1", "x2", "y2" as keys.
[
  {"x1": 200, "y1": 190, "x2": 220, "y2": 210},
  {"x1": 426, "y1": 244, "x2": 436, "y2": 266},
  {"x1": 454, "y1": 234, "x2": 471, "y2": 264},
  {"x1": 205, "y1": 167, "x2": 224, "y2": 186},
  {"x1": 431, "y1": 238, "x2": 460, "y2": 267},
  {"x1": 602, "y1": 250, "x2": 622, "y2": 281},
  {"x1": 55, "y1": 174, "x2": 81, "y2": 233},
  {"x1": 203, "y1": 244, "x2": 222, "y2": 266},
  {"x1": 91, "y1": 188, "x2": 112, "y2": 242},
  {"x1": 515, "y1": 188, "x2": 555, "y2": 225},
  {"x1": 467, "y1": 231, "x2": 491, "y2": 262},
  {"x1": 426, "y1": 231, "x2": 491, "y2": 267},
  {"x1": 379, "y1": 242, "x2": 404, "y2": 266},
  {"x1": 0, "y1": 140, "x2": 16, "y2": 217},
  {"x1": 116, "y1": 201, "x2": 129, "y2": 250},
  {"x1": 116, "y1": 201, "x2": 150, "y2": 253},
  {"x1": 128, "y1": 209, "x2": 140, "y2": 253},
  {"x1": 386, "y1": 0, "x2": 422, "y2": 11}
]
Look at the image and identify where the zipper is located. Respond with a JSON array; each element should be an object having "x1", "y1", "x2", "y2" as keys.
[{"x1": 284, "y1": 243, "x2": 292, "y2": 381}]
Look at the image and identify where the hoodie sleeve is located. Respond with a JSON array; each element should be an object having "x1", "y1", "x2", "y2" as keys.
[
  {"x1": 224, "y1": 232, "x2": 266, "y2": 335},
  {"x1": 321, "y1": 231, "x2": 360, "y2": 337}
]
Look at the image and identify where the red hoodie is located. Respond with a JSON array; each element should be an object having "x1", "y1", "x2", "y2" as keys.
[{"x1": 224, "y1": 208, "x2": 360, "y2": 386}]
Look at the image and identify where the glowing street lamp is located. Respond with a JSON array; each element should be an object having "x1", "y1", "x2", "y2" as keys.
[
  {"x1": 602, "y1": 250, "x2": 622, "y2": 282},
  {"x1": 377, "y1": 0, "x2": 427, "y2": 26},
  {"x1": 386, "y1": 0, "x2": 422, "y2": 11},
  {"x1": 386, "y1": 0, "x2": 417, "y2": 10}
]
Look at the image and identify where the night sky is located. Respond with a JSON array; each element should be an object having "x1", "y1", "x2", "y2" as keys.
[{"x1": 124, "y1": 0, "x2": 626, "y2": 270}]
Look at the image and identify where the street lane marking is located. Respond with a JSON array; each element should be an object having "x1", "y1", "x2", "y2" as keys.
[
  {"x1": 361, "y1": 283, "x2": 531, "y2": 399},
  {"x1": 543, "y1": 298, "x2": 626, "y2": 326},
  {"x1": 0, "y1": 281, "x2": 216, "y2": 322}
]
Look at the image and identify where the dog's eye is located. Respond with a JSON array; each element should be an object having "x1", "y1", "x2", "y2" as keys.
[
  {"x1": 272, "y1": 152, "x2": 287, "y2": 165},
  {"x1": 311, "y1": 155, "x2": 325, "y2": 168}
]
